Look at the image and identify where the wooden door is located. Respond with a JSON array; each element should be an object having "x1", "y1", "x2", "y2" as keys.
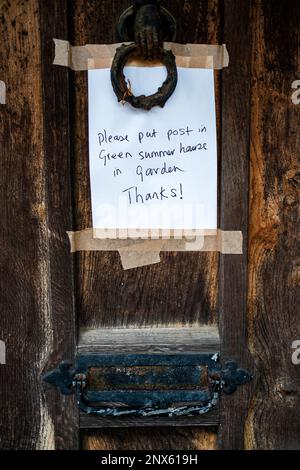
[{"x1": 0, "y1": 0, "x2": 299, "y2": 450}]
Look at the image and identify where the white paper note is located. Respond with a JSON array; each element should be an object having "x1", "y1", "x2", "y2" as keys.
[{"x1": 88, "y1": 66, "x2": 217, "y2": 233}]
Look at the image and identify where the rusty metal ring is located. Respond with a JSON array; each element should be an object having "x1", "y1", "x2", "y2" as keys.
[{"x1": 111, "y1": 43, "x2": 178, "y2": 111}]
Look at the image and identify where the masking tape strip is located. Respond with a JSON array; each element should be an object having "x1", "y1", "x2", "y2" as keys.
[
  {"x1": 90, "y1": 55, "x2": 214, "y2": 70},
  {"x1": 53, "y1": 39, "x2": 229, "y2": 71},
  {"x1": 0, "y1": 81, "x2": 6, "y2": 104},
  {"x1": 67, "y1": 229, "x2": 242, "y2": 270}
]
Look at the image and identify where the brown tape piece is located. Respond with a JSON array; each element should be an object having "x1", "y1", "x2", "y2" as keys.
[
  {"x1": 119, "y1": 250, "x2": 161, "y2": 269},
  {"x1": 164, "y1": 42, "x2": 229, "y2": 69},
  {"x1": 67, "y1": 229, "x2": 242, "y2": 270},
  {"x1": 53, "y1": 39, "x2": 229, "y2": 70},
  {"x1": 118, "y1": 240, "x2": 165, "y2": 270},
  {"x1": 0, "y1": 80, "x2": 6, "y2": 104},
  {"x1": 53, "y1": 39, "x2": 70, "y2": 67}
]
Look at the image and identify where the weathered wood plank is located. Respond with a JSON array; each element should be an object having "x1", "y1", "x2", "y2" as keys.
[
  {"x1": 82, "y1": 427, "x2": 217, "y2": 450},
  {"x1": 218, "y1": 0, "x2": 254, "y2": 450},
  {"x1": 39, "y1": 0, "x2": 79, "y2": 450},
  {"x1": 78, "y1": 326, "x2": 220, "y2": 354},
  {"x1": 0, "y1": 0, "x2": 53, "y2": 450},
  {"x1": 244, "y1": 0, "x2": 300, "y2": 450},
  {"x1": 0, "y1": 0, "x2": 78, "y2": 449},
  {"x1": 80, "y1": 410, "x2": 219, "y2": 429}
]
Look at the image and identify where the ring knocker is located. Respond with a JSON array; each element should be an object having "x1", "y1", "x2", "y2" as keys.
[
  {"x1": 111, "y1": 43, "x2": 177, "y2": 111},
  {"x1": 111, "y1": 1, "x2": 178, "y2": 111}
]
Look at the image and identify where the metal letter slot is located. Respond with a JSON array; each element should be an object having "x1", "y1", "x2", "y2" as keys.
[
  {"x1": 111, "y1": 0, "x2": 178, "y2": 110},
  {"x1": 43, "y1": 353, "x2": 252, "y2": 417}
]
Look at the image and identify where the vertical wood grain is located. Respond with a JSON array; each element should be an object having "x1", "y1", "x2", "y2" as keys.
[
  {"x1": 1, "y1": 0, "x2": 299, "y2": 451},
  {"x1": 39, "y1": 0, "x2": 79, "y2": 450},
  {"x1": 82, "y1": 428, "x2": 217, "y2": 450},
  {"x1": 0, "y1": 0, "x2": 52, "y2": 449},
  {"x1": 245, "y1": 0, "x2": 300, "y2": 450},
  {"x1": 218, "y1": 0, "x2": 254, "y2": 450},
  {"x1": 0, "y1": 0, "x2": 78, "y2": 449}
]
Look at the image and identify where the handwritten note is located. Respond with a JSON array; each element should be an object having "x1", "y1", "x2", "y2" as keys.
[{"x1": 88, "y1": 66, "x2": 217, "y2": 232}]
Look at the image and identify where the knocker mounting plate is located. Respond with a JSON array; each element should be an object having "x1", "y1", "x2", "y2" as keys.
[
  {"x1": 111, "y1": 1, "x2": 178, "y2": 110},
  {"x1": 116, "y1": 2, "x2": 176, "y2": 45}
]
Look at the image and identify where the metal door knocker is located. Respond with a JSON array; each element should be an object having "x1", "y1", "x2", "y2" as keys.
[{"x1": 111, "y1": 0, "x2": 178, "y2": 111}]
